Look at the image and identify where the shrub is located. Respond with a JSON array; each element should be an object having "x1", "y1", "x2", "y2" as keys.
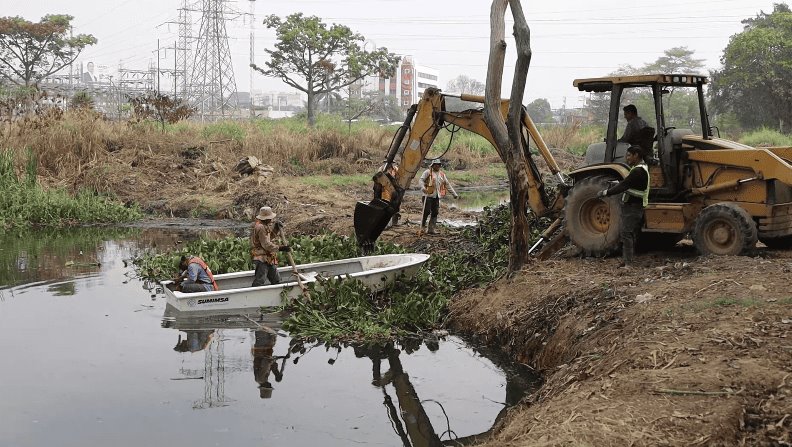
[{"x1": 739, "y1": 128, "x2": 792, "y2": 147}]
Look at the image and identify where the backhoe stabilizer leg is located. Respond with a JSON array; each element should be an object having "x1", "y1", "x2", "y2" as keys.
[{"x1": 528, "y1": 217, "x2": 567, "y2": 260}]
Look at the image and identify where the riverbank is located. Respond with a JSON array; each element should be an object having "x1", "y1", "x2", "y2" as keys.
[{"x1": 448, "y1": 251, "x2": 792, "y2": 446}]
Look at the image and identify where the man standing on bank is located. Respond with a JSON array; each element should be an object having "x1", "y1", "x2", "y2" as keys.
[
  {"x1": 597, "y1": 146, "x2": 650, "y2": 266},
  {"x1": 420, "y1": 159, "x2": 459, "y2": 234},
  {"x1": 250, "y1": 206, "x2": 290, "y2": 287}
]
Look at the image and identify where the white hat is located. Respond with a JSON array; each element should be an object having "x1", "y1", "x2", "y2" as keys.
[
  {"x1": 430, "y1": 159, "x2": 442, "y2": 165},
  {"x1": 256, "y1": 206, "x2": 276, "y2": 221}
]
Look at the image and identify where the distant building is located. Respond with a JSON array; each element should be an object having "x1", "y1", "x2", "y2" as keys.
[
  {"x1": 251, "y1": 91, "x2": 303, "y2": 111},
  {"x1": 366, "y1": 55, "x2": 440, "y2": 113}
]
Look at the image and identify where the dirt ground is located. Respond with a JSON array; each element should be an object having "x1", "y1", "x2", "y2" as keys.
[
  {"x1": 79, "y1": 143, "x2": 790, "y2": 446},
  {"x1": 450, "y1": 247, "x2": 792, "y2": 447}
]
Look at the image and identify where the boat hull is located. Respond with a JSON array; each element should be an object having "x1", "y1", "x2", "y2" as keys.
[{"x1": 161, "y1": 253, "x2": 429, "y2": 313}]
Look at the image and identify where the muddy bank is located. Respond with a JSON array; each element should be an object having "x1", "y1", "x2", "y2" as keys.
[{"x1": 448, "y1": 252, "x2": 792, "y2": 446}]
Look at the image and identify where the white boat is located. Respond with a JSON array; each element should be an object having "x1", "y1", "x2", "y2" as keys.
[{"x1": 161, "y1": 253, "x2": 430, "y2": 313}]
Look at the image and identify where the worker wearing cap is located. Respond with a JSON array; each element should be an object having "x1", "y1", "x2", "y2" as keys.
[
  {"x1": 251, "y1": 328, "x2": 283, "y2": 399},
  {"x1": 419, "y1": 159, "x2": 459, "y2": 234},
  {"x1": 250, "y1": 206, "x2": 290, "y2": 286}
]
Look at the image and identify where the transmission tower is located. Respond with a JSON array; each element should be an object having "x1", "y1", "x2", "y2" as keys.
[
  {"x1": 189, "y1": 0, "x2": 239, "y2": 120},
  {"x1": 177, "y1": 0, "x2": 192, "y2": 99}
]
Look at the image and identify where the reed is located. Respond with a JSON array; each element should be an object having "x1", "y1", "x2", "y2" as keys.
[{"x1": 0, "y1": 149, "x2": 140, "y2": 228}]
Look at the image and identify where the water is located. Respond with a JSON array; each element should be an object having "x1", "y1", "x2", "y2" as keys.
[
  {"x1": 0, "y1": 227, "x2": 536, "y2": 447},
  {"x1": 450, "y1": 187, "x2": 510, "y2": 213}
]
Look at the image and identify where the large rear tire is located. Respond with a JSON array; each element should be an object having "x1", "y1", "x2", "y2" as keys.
[
  {"x1": 565, "y1": 176, "x2": 622, "y2": 256},
  {"x1": 693, "y1": 203, "x2": 757, "y2": 255}
]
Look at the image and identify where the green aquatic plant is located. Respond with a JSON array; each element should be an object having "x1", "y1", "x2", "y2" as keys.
[
  {"x1": 135, "y1": 205, "x2": 528, "y2": 344},
  {"x1": 133, "y1": 232, "x2": 405, "y2": 280},
  {"x1": 0, "y1": 150, "x2": 141, "y2": 229}
]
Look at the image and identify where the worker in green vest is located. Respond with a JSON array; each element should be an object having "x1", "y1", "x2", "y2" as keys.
[{"x1": 597, "y1": 145, "x2": 650, "y2": 266}]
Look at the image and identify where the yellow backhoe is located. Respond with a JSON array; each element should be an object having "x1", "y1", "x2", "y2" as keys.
[{"x1": 354, "y1": 74, "x2": 792, "y2": 257}]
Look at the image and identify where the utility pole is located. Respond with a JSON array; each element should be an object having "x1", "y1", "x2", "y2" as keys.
[
  {"x1": 69, "y1": 26, "x2": 74, "y2": 87},
  {"x1": 157, "y1": 39, "x2": 161, "y2": 94},
  {"x1": 249, "y1": 0, "x2": 255, "y2": 118}
]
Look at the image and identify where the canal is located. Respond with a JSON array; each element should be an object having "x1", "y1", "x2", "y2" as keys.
[{"x1": 0, "y1": 226, "x2": 536, "y2": 447}]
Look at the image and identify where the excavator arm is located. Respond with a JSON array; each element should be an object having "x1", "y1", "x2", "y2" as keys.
[{"x1": 354, "y1": 87, "x2": 569, "y2": 252}]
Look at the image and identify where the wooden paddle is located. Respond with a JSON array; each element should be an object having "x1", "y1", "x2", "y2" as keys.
[{"x1": 277, "y1": 229, "x2": 310, "y2": 301}]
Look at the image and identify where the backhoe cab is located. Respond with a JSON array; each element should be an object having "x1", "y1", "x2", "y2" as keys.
[{"x1": 567, "y1": 74, "x2": 792, "y2": 255}]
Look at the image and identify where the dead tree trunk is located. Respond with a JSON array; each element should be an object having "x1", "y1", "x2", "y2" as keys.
[{"x1": 483, "y1": 0, "x2": 534, "y2": 275}]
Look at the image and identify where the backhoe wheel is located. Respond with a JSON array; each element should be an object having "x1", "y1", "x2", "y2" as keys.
[
  {"x1": 693, "y1": 203, "x2": 757, "y2": 256},
  {"x1": 565, "y1": 175, "x2": 622, "y2": 256}
]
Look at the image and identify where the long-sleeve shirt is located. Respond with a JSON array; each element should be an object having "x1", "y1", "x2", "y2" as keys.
[
  {"x1": 420, "y1": 169, "x2": 457, "y2": 199},
  {"x1": 605, "y1": 166, "x2": 649, "y2": 205},
  {"x1": 618, "y1": 116, "x2": 649, "y2": 144},
  {"x1": 250, "y1": 221, "x2": 279, "y2": 264},
  {"x1": 180, "y1": 261, "x2": 214, "y2": 292}
]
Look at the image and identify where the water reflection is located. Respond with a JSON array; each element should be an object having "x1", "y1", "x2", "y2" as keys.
[
  {"x1": 0, "y1": 227, "x2": 134, "y2": 290},
  {"x1": 0, "y1": 227, "x2": 536, "y2": 447},
  {"x1": 162, "y1": 306, "x2": 536, "y2": 446}
]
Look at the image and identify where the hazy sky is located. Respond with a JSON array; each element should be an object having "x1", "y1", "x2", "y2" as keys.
[{"x1": 4, "y1": 0, "x2": 779, "y2": 109}]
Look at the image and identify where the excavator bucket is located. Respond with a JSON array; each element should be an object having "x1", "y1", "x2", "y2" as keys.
[{"x1": 354, "y1": 199, "x2": 396, "y2": 254}]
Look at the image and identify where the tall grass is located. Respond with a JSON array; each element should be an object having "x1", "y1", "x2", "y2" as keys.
[
  {"x1": 0, "y1": 110, "x2": 592, "y2": 193},
  {"x1": 538, "y1": 122, "x2": 603, "y2": 155},
  {"x1": 739, "y1": 128, "x2": 792, "y2": 147},
  {"x1": 0, "y1": 149, "x2": 141, "y2": 228}
]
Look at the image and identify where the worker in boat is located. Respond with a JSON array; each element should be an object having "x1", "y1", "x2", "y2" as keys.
[
  {"x1": 173, "y1": 330, "x2": 214, "y2": 353},
  {"x1": 597, "y1": 145, "x2": 650, "y2": 267},
  {"x1": 419, "y1": 159, "x2": 459, "y2": 234},
  {"x1": 173, "y1": 255, "x2": 218, "y2": 293},
  {"x1": 251, "y1": 328, "x2": 284, "y2": 399},
  {"x1": 250, "y1": 206, "x2": 291, "y2": 287}
]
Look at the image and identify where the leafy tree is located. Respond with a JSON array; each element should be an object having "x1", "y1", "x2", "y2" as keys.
[
  {"x1": 584, "y1": 46, "x2": 705, "y2": 126},
  {"x1": 526, "y1": 98, "x2": 553, "y2": 123},
  {"x1": 252, "y1": 13, "x2": 399, "y2": 127},
  {"x1": 644, "y1": 46, "x2": 704, "y2": 73},
  {"x1": 445, "y1": 74, "x2": 486, "y2": 111},
  {"x1": 127, "y1": 91, "x2": 195, "y2": 132},
  {"x1": 0, "y1": 15, "x2": 97, "y2": 87},
  {"x1": 711, "y1": 3, "x2": 792, "y2": 132},
  {"x1": 346, "y1": 91, "x2": 402, "y2": 122},
  {"x1": 446, "y1": 74, "x2": 485, "y2": 95}
]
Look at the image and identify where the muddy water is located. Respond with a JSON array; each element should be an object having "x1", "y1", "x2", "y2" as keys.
[
  {"x1": 450, "y1": 187, "x2": 510, "y2": 213},
  {"x1": 0, "y1": 227, "x2": 536, "y2": 447}
]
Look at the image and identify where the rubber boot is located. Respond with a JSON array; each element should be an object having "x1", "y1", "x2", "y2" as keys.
[
  {"x1": 621, "y1": 236, "x2": 635, "y2": 267},
  {"x1": 427, "y1": 217, "x2": 437, "y2": 234}
]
